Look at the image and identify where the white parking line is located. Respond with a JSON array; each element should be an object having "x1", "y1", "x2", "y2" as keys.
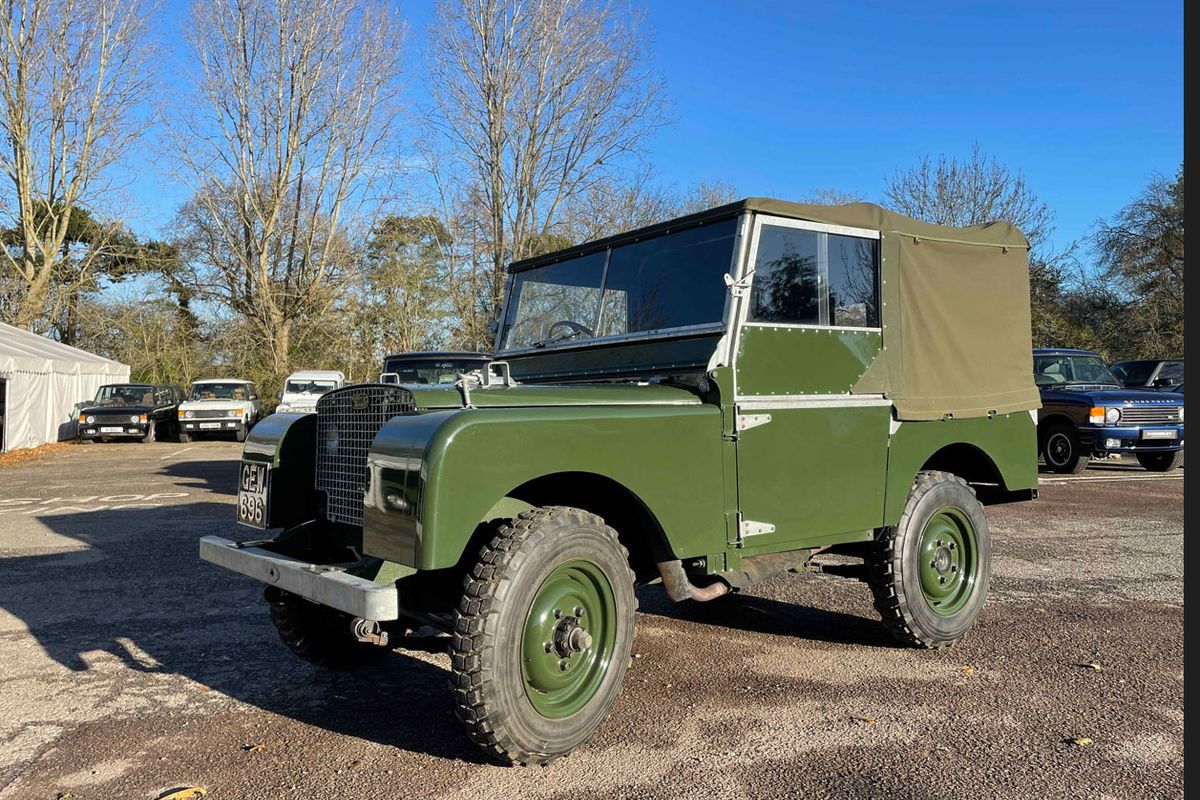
[{"x1": 160, "y1": 447, "x2": 194, "y2": 460}]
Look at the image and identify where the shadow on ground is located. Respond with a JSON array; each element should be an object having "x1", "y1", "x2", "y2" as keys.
[{"x1": 2, "y1": 500, "x2": 896, "y2": 765}]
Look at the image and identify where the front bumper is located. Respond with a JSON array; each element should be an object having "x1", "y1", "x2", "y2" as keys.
[
  {"x1": 199, "y1": 536, "x2": 399, "y2": 621},
  {"x1": 181, "y1": 418, "x2": 245, "y2": 434},
  {"x1": 1081, "y1": 425, "x2": 1185, "y2": 455},
  {"x1": 79, "y1": 423, "x2": 148, "y2": 438}
]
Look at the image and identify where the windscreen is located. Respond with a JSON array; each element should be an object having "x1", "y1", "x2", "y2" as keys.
[
  {"x1": 1034, "y1": 355, "x2": 1120, "y2": 387},
  {"x1": 500, "y1": 217, "x2": 738, "y2": 350},
  {"x1": 383, "y1": 357, "x2": 485, "y2": 385},
  {"x1": 285, "y1": 379, "x2": 338, "y2": 395},
  {"x1": 189, "y1": 383, "x2": 250, "y2": 401},
  {"x1": 93, "y1": 385, "x2": 155, "y2": 406}
]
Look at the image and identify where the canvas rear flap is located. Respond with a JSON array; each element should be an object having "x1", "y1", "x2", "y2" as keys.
[{"x1": 890, "y1": 236, "x2": 1040, "y2": 420}]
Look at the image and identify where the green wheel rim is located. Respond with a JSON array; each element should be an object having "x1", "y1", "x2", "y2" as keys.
[
  {"x1": 521, "y1": 559, "x2": 617, "y2": 719},
  {"x1": 917, "y1": 506, "x2": 979, "y2": 616}
]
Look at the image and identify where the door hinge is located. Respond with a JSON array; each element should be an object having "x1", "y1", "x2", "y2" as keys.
[
  {"x1": 739, "y1": 518, "x2": 776, "y2": 538},
  {"x1": 736, "y1": 413, "x2": 772, "y2": 432}
]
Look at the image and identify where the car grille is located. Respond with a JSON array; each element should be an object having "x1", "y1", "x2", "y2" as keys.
[
  {"x1": 93, "y1": 413, "x2": 138, "y2": 424},
  {"x1": 189, "y1": 409, "x2": 231, "y2": 419},
  {"x1": 1120, "y1": 406, "x2": 1183, "y2": 425},
  {"x1": 315, "y1": 385, "x2": 415, "y2": 526}
]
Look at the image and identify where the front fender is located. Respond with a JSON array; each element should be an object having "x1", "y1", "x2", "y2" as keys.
[
  {"x1": 242, "y1": 412, "x2": 319, "y2": 529},
  {"x1": 364, "y1": 405, "x2": 726, "y2": 570}
]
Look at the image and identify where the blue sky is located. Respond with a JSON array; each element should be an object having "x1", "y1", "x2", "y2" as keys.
[{"x1": 131, "y1": 0, "x2": 1182, "y2": 263}]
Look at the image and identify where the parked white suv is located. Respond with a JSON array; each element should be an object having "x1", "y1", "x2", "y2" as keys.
[
  {"x1": 178, "y1": 379, "x2": 261, "y2": 443},
  {"x1": 275, "y1": 370, "x2": 345, "y2": 414}
]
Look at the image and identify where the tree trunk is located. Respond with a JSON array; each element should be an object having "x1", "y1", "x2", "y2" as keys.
[{"x1": 12, "y1": 267, "x2": 50, "y2": 331}]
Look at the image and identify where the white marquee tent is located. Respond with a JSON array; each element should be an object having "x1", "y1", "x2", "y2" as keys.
[{"x1": 0, "y1": 321, "x2": 130, "y2": 453}]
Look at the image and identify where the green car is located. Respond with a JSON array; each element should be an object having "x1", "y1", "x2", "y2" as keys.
[{"x1": 201, "y1": 198, "x2": 1041, "y2": 765}]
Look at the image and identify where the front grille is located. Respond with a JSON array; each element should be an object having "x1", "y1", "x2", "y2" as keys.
[
  {"x1": 93, "y1": 413, "x2": 138, "y2": 423},
  {"x1": 190, "y1": 409, "x2": 231, "y2": 419},
  {"x1": 315, "y1": 384, "x2": 415, "y2": 526},
  {"x1": 1120, "y1": 406, "x2": 1183, "y2": 425}
]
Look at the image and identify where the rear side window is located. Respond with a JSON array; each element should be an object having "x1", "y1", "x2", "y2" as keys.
[{"x1": 749, "y1": 224, "x2": 879, "y2": 327}]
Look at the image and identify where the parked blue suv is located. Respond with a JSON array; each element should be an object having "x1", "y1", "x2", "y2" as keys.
[{"x1": 1034, "y1": 348, "x2": 1184, "y2": 473}]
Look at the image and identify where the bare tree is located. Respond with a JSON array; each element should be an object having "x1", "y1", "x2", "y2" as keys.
[
  {"x1": 426, "y1": 0, "x2": 668, "y2": 323},
  {"x1": 0, "y1": 0, "x2": 153, "y2": 330},
  {"x1": 802, "y1": 187, "x2": 868, "y2": 206},
  {"x1": 173, "y1": 0, "x2": 405, "y2": 380},
  {"x1": 883, "y1": 145, "x2": 1054, "y2": 247},
  {"x1": 1093, "y1": 165, "x2": 1184, "y2": 357}
]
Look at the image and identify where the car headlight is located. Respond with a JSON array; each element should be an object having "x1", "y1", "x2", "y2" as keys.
[
  {"x1": 130, "y1": 415, "x2": 140, "y2": 424},
  {"x1": 1104, "y1": 407, "x2": 1121, "y2": 424},
  {"x1": 185, "y1": 410, "x2": 194, "y2": 418},
  {"x1": 227, "y1": 409, "x2": 239, "y2": 417},
  {"x1": 86, "y1": 415, "x2": 95, "y2": 424}
]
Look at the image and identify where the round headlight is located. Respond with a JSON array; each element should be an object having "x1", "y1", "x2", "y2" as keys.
[
  {"x1": 227, "y1": 409, "x2": 238, "y2": 417},
  {"x1": 130, "y1": 415, "x2": 140, "y2": 424},
  {"x1": 185, "y1": 410, "x2": 194, "y2": 418},
  {"x1": 86, "y1": 415, "x2": 95, "y2": 424},
  {"x1": 1105, "y1": 407, "x2": 1121, "y2": 424}
]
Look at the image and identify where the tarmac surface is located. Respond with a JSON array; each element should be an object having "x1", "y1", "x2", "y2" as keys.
[{"x1": 0, "y1": 442, "x2": 1184, "y2": 799}]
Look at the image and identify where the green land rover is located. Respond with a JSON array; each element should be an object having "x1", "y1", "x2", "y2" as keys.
[{"x1": 201, "y1": 198, "x2": 1041, "y2": 765}]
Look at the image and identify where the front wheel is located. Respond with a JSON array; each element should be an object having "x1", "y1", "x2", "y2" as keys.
[
  {"x1": 867, "y1": 471, "x2": 992, "y2": 649},
  {"x1": 235, "y1": 424, "x2": 247, "y2": 443},
  {"x1": 1136, "y1": 450, "x2": 1183, "y2": 472},
  {"x1": 178, "y1": 432, "x2": 191, "y2": 444},
  {"x1": 1041, "y1": 423, "x2": 1088, "y2": 474},
  {"x1": 450, "y1": 507, "x2": 637, "y2": 766},
  {"x1": 142, "y1": 422, "x2": 156, "y2": 444}
]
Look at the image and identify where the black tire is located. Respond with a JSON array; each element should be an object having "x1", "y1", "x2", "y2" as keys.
[
  {"x1": 451, "y1": 506, "x2": 637, "y2": 766},
  {"x1": 1136, "y1": 450, "x2": 1184, "y2": 472},
  {"x1": 178, "y1": 432, "x2": 191, "y2": 444},
  {"x1": 265, "y1": 587, "x2": 389, "y2": 669},
  {"x1": 867, "y1": 471, "x2": 992, "y2": 649},
  {"x1": 1041, "y1": 422, "x2": 1088, "y2": 474},
  {"x1": 142, "y1": 422, "x2": 156, "y2": 444},
  {"x1": 235, "y1": 425, "x2": 247, "y2": 443}
]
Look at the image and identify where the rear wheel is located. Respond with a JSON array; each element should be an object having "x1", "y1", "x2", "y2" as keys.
[
  {"x1": 265, "y1": 587, "x2": 390, "y2": 669},
  {"x1": 1042, "y1": 423, "x2": 1088, "y2": 474},
  {"x1": 867, "y1": 471, "x2": 992, "y2": 648},
  {"x1": 1136, "y1": 450, "x2": 1183, "y2": 472},
  {"x1": 450, "y1": 506, "x2": 637, "y2": 766}
]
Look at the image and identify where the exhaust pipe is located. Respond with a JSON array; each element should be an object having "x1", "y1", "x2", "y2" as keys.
[{"x1": 656, "y1": 559, "x2": 730, "y2": 602}]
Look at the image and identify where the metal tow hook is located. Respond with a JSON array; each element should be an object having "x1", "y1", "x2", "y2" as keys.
[{"x1": 352, "y1": 618, "x2": 390, "y2": 647}]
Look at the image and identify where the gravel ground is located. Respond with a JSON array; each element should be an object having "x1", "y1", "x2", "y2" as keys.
[{"x1": 0, "y1": 443, "x2": 1184, "y2": 800}]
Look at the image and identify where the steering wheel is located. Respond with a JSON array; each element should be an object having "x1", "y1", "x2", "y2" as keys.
[{"x1": 546, "y1": 319, "x2": 595, "y2": 340}]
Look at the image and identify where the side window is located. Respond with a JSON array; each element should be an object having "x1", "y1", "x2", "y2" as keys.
[
  {"x1": 749, "y1": 226, "x2": 819, "y2": 324},
  {"x1": 748, "y1": 223, "x2": 879, "y2": 327}
]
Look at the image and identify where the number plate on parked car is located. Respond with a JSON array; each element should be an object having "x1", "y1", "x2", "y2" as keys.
[
  {"x1": 237, "y1": 462, "x2": 269, "y2": 528},
  {"x1": 100, "y1": 426, "x2": 122, "y2": 433},
  {"x1": 1142, "y1": 429, "x2": 1178, "y2": 439},
  {"x1": 199, "y1": 421, "x2": 221, "y2": 429}
]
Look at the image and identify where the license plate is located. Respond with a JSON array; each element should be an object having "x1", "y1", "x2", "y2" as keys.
[
  {"x1": 237, "y1": 462, "x2": 269, "y2": 528},
  {"x1": 199, "y1": 422, "x2": 222, "y2": 429},
  {"x1": 100, "y1": 426, "x2": 123, "y2": 433},
  {"x1": 1142, "y1": 429, "x2": 1178, "y2": 440}
]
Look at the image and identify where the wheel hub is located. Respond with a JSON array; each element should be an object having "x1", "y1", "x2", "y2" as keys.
[{"x1": 552, "y1": 617, "x2": 593, "y2": 657}]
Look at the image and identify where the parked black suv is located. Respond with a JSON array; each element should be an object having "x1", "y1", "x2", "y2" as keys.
[{"x1": 78, "y1": 384, "x2": 185, "y2": 443}]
